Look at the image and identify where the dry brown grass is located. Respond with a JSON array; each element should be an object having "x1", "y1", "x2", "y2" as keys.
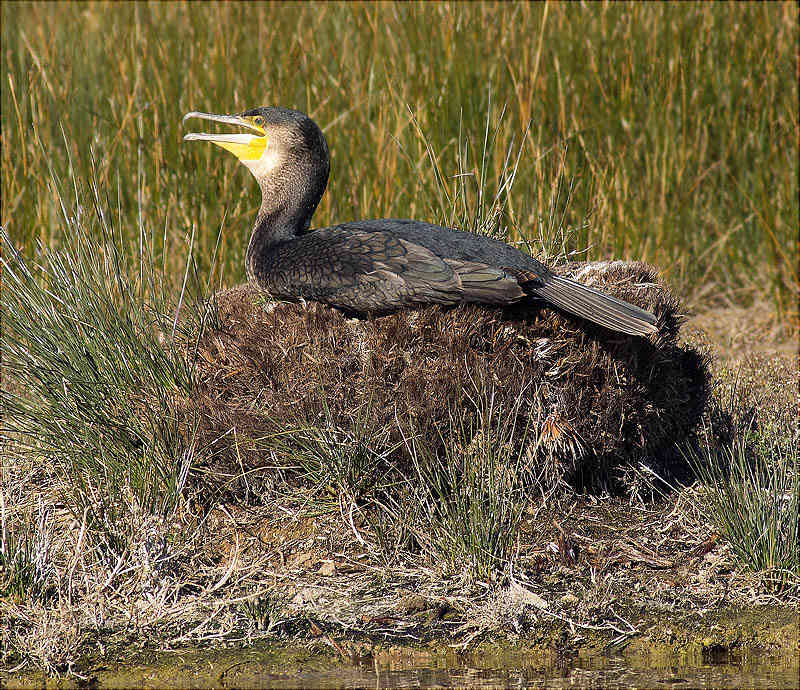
[{"x1": 4, "y1": 453, "x2": 795, "y2": 675}]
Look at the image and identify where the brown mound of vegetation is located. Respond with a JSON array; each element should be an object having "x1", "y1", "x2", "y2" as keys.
[{"x1": 187, "y1": 261, "x2": 710, "y2": 493}]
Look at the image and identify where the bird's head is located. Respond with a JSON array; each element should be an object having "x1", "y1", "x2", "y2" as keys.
[{"x1": 182, "y1": 106, "x2": 329, "y2": 191}]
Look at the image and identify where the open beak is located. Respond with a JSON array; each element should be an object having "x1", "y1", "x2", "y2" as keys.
[{"x1": 182, "y1": 111, "x2": 268, "y2": 161}]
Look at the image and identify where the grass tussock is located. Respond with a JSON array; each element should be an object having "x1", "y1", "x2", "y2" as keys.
[
  {"x1": 262, "y1": 396, "x2": 401, "y2": 504},
  {"x1": 0, "y1": 501, "x2": 54, "y2": 605},
  {"x1": 189, "y1": 263, "x2": 709, "y2": 496},
  {"x1": 695, "y1": 431, "x2": 798, "y2": 586},
  {"x1": 399, "y1": 391, "x2": 532, "y2": 582},
  {"x1": 684, "y1": 370, "x2": 799, "y2": 591},
  {"x1": 0, "y1": 162, "x2": 210, "y2": 566}
]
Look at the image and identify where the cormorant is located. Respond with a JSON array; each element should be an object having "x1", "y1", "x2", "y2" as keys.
[{"x1": 183, "y1": 107, "x2": 657, "y2": 336}]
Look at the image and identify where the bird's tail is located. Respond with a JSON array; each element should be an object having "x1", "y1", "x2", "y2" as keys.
[{"x1": 533, "y1": 274, "x2": 657, "y2": 336}]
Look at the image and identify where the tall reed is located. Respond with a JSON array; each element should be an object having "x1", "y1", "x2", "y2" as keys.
[{"x1": 3, "y1": 3, "x2": 795, "y2": 318}]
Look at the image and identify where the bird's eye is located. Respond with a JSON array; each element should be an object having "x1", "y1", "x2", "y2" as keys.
[{"x1": 254, "y1": 116, "x2": 265, "y2": 127}]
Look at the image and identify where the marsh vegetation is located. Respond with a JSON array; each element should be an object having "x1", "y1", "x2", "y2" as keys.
[{"x1": 1, "y1": 1, "x2": 797, "y2": 677}]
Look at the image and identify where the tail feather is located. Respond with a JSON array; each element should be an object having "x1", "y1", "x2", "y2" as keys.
[{"x1": 533, "y1": 274, "x2": 657, "y2": 336}]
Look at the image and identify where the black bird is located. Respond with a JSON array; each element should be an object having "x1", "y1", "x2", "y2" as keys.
[{"x1": 183, "y1": 107, "x2": 657, "y2": 335}]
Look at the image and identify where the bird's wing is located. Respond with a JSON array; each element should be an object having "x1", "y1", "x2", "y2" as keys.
[
  {"x1": 443, "y1": 260, "x2": 527, "y2": 304},
  {"x1": 261, "y1": 230, "x2": 465, "y2": 312}
]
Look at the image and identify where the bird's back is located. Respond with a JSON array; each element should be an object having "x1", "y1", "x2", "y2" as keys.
[
  {"x1": 317, "y1": 219, "x2": 552, "y2": 278},
  {"x1": 288, "y1": 219, "x2": 656, "y2": 335}
]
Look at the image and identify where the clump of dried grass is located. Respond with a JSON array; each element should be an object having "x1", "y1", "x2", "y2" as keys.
[{"x1": 187, "y1": 260, "x2": 710, "y2": 495}]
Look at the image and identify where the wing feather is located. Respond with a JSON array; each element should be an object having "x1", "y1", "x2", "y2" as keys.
[
  {"x1": 259, "y1": 229, "x2": 464, "y2": 312},
  {"x1": 444, "y1": 260, "x2": 526, "y2": 304}
]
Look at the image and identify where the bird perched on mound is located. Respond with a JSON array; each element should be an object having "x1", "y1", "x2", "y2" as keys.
[{"x1": 183, "y1": 107, "x2": 657, "y2": 336}]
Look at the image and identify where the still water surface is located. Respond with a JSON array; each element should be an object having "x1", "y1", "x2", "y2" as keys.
[
  {"x1": 11, "y1": 645, "x2": 794, "y2": 689},
  {"x1": 214, "y1": 652, "x2": 798, "y2": 689}
]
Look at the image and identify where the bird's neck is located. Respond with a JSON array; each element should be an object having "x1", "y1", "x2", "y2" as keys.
[
  {"x1": 246, "y1": 198, "x2": 304, "y2": 282},
  {"x1": 245, "y1": 173, "x2": 325, "y2": 282}
]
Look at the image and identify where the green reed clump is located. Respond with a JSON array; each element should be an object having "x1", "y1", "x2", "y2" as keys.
[
  {"x1": 239, "y1": 594, "x2": 289, "y2": 634},
  {"x1": 0, "y1": 162, "x2": 209, "y2": 554},
  {"x1": 263, "y1": 396, "x2": 401, "y2": 504},
  {"x1": 687, "y1": 413, "x2": 799, "y2": 591},
  {"x1": 399, "y1": 390, "x2": 533, "y2": 582},
  {"x1": 0, "y1": 503, "x2": 55, "y2": 604}
]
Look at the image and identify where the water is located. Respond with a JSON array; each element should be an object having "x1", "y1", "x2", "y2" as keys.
[
  {"x1": 7, "y1": 645, "x2": 797, "y2": 689},
  {"x1": 212, "y1": 651, "x2": 798, "y2": 689}
]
